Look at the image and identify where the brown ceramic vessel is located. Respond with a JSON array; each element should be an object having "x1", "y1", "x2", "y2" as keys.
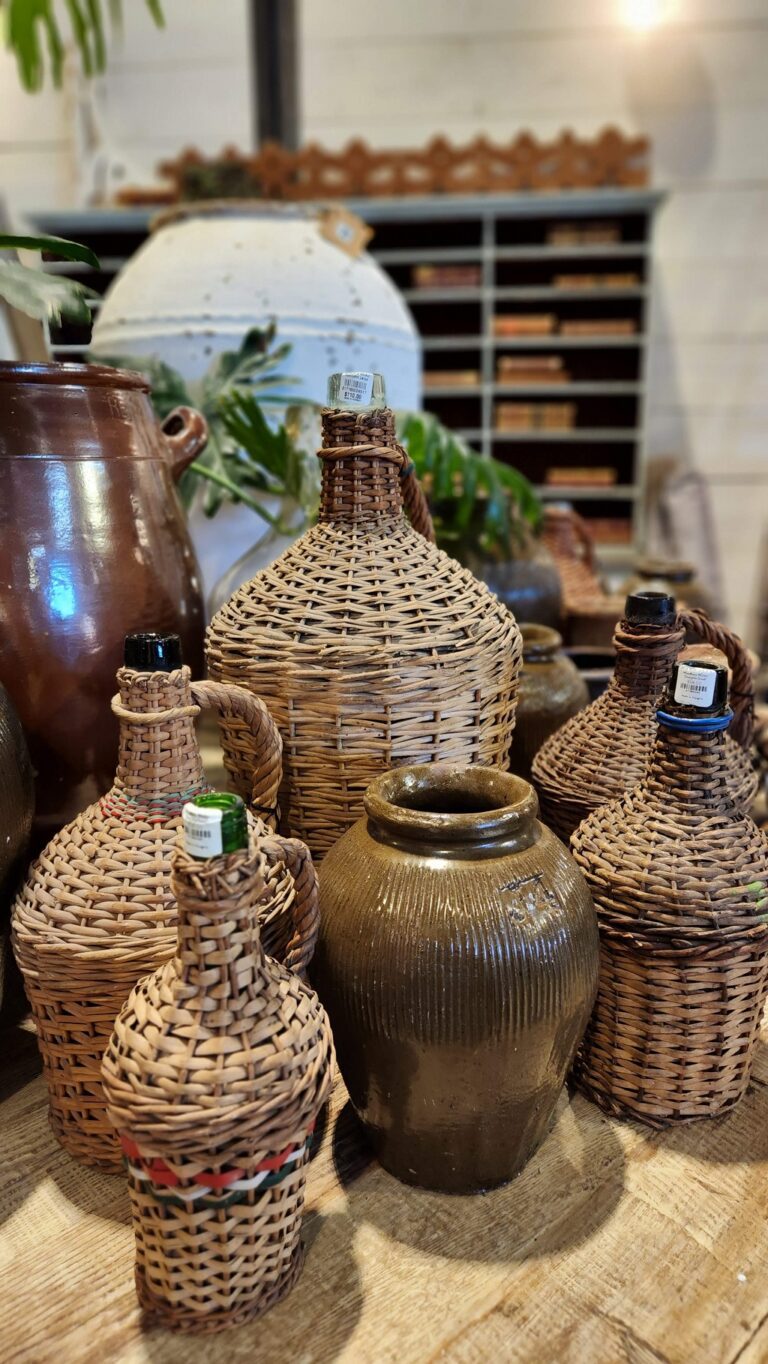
[
  {"x1": 313, "y1": 763, "x2": 599, "y2": 1193},
  {"x1": 509, "y1": 624, "x2": 589, "y2": 780},
  {"x1": 0, "y1": 361, "x2": 206, "y2": 838}
]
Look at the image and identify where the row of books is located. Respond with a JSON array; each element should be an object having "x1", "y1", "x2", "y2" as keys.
[
  {"x1": 410, "y1": 266, "x2": 640, "y2": 290},
  {"x1": 493, "y1": 314, "x2": 636, "y2": 337}
]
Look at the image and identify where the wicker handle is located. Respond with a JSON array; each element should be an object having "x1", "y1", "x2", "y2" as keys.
[
  {"x1": 162, "y1": 406, "x2": 209, "y2": 480},
  {"x1": 568, "y1": 508, "x2": 597, "y2": 570},
  {"x1": 190, "y1": 680, "x2": 282, "y2": 829},
  {"x1": 262, "y1": 833, "x2": 319, "y2": 978},
  {"x1": 678, "y1": 608, "x2": 754, "y2": 750},
  {"x1": 393, "y1": 442, "x2": 436, "y2": 543}
]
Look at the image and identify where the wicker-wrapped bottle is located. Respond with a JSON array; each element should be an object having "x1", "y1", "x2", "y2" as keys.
[
  {"x1": 531, "y1": 591, "x2": 757, "y2": 843},
  {"x1": 102, "y1": 799, "x2": 334, "y2": 1332},
  {"x1": 207, "y1": 373, "x2": 521, "y2": 857},
  {"x1": 571, "y1": 659, "x2": 768, "y2": 1126},
  {"x1": 12, "y1": 633, "x2": 317, "y2": 1172}
]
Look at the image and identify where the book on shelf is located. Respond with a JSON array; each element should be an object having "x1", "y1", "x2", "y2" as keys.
[
  {"x1": 547, "y1": 222, "x2": 621, "y2": 246},
  {"x1": 497, "y1": 354, "x2": 564, "y2": 373},
  {"x1": 496, "y1": 402, "x2": 576, "y2": 431},
  {"x1": 493, "y1": 314, "x2": 555, "y2": 337},
  {"x1": 553, "y1": 273, "x2": 640, "y2": 289},
  {"x1": 423, "y1": 369, "x2": 481, "y2": 389},
  {"x1": 412, "y1": 264, "x2": 482, "y2": 288},
  {"x1": 584, "y1": 517, "x2": 633, "y2": 545},
  {"x1": 546, "y1": 467, "x2": 617, "y2": 487},
  {"x1": 560, "y1": 319, "x2": 636, "y2": 336}
]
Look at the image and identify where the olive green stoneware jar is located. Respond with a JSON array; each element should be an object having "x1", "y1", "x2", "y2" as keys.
[
  {"x1": 510, "y1": 625, "x2": 589, "y2": 780},
  {"x1": 313, "y1": 764, "x2": 599, "y2": 1193}
]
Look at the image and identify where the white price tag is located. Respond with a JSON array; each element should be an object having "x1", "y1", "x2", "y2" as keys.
[
  {"x1": 338, "y1": 372, "x2": 374, "y2": 406},
  {"x1": 674, "y1": 663, "x2": 716, "y2": 708},
  {"x1": 182, "y1": 803, "x2": 223, "y2": 857}
]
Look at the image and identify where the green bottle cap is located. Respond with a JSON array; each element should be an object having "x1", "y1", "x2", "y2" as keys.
[{"x1": 182, "y1": 792, "x2": 248, "y2": 858}]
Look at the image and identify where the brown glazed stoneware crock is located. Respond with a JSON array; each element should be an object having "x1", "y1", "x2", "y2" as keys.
[
  {"x1": 0, "y1": 682, "x2": 34, "y2": 1016},
  {"x1": 509, "y1": 624, "x2": 589, "y2": 780},
  {"x1": 0, "y1": 361, "x2": 206, "y2": 839},
  {"x1": 313, "y1": 763, "x2": 599, "y2": 1193}
]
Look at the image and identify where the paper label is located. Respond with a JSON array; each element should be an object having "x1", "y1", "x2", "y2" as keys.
[
  {"x1": 338, "y1": 372, "x2": 374, "y2": 406},
  {"x1": 182, "y1": 803, "x2": 223, "y2": 858},
  {"x1": 674, "y1": 663, "x2": 716, "y2": 708}
]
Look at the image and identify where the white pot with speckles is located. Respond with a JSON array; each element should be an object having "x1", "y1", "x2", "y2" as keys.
[{"x1": 90, "y1": 201, "x2": 422, "y2": 606}]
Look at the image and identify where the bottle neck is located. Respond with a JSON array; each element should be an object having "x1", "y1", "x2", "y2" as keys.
[
  {"x1": 318, "y1": 406, "x2": 404, "y2": 526},
  {"x1": 107, "y1": 666, "x2": 207, "y2": 822},
  {"x1": 610, "y1": 619, "x2": 685, "y2": 702},
  {"x1": 643, "y1": 720, "x2": 733, "y2": 810},
  {"x1": 172, "y1": 845, "x2": 268, "y2": 1000}
]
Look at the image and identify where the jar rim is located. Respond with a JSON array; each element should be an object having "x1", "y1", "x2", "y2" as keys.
[
  {"x1": 364, "y1": 764, "x2": 538, "y2": 845},
  {"x1": 520, "y1": 623, "x2": 562, "y2": 658},
  {"x1": 0, "y1": 360, "x2": 148, "y2": 391}
]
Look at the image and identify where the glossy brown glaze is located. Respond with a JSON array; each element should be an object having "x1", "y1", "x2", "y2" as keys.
[
  {"x1": 0, "y1": 362, "x2": 206, "y2": 838},
  {"x1": 510, "y1": 624, "x2": 589, "y2": 780},
  {"x1": 313, "y1": 763, "x2": 599, "y2": 1193}
]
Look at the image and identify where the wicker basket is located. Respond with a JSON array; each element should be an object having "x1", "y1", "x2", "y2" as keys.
[
  {"x1": 541, "y1": 504, "x2": 606, "y2": 609},
  {"x1": 12, "y1": 664, "x2": 319, "y2": 1172},
  {"x1": 571, "y1": 677, "x2": 768, "y2": 1126},
  {"x1": 531, "y1": 596, "x2": 757, "y2": 843},
  {"x1": 102, "y1": 836, "x2": 334, "y2": 1332},
  {"x1": 207, "y1": 405, "x2": 521, "y2": 858}
]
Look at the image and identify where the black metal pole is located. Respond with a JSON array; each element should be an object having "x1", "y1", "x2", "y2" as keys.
[{"x1": 249, "y1": 0, "x2": 299, "y2": 149}]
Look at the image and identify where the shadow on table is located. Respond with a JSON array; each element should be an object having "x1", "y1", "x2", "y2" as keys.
[
  {"x1": 0, "y1": 1020, "x2": 130, "y2": 1230},
  {"x1": 331, "y1": 1087, "x2": 626, "y2": 1264}
]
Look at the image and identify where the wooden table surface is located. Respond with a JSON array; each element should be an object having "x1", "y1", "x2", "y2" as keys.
[{"x1": 3, "y1": 1015, "x2": 768, "y2": 1364}]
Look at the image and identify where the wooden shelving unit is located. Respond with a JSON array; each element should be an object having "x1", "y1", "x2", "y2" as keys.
[{"x1": 31, "y1": 186, "x2": 662, "y2": 560}]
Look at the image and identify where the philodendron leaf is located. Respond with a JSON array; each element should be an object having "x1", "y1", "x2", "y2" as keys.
[
  {"x1": 0, "y1": 260, "x2": 97, "y2": 324},
  {"x1": 0, "y1": 233, "x2": 100, "y2": 268}
]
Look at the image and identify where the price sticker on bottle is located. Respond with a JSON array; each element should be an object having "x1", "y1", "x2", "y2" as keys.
[
  {"x1": 182, "y1": 803, "x2": 224, "y2": 857},
  {"x1": 674, "y1": 663, "x2": 716, "y2": 708},
  {"x1": 338, "y1": 372, "x2": 374, "y2": 406}
]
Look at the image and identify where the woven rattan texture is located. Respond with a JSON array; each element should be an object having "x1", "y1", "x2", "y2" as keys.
[
  {"x1": 207, "y1": 406, "x2": 521, "y2": 858},
  {"x1": 11, "y1": 665, "x2": 312, "y2": 1172},
  {"x1": 571, "y1": 721, "x2": 768, "y2": 1126},
  {"x1": 541, "y1": 505, "x2": 605, "y2": 610},
  {"x1": 101, "y1": 840, "x2": 334, "y2": 1332},
  {"x1": 531, "y1": 613, "x2": 758, "y2": 843}
]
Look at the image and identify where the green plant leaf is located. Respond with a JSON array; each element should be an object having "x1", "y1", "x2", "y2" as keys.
[
  {"x1": 0, "y1": 259, "x2": 96, "y2": 324},
  {"x1": 5, "y1": 0, "x2": 163, "y2": 91},
  {"x1": 0, "y1": 233, "x2": 100, "y2": 268}
]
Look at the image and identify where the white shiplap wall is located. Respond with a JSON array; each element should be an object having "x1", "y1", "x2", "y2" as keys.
[
  {"x1": 299, "y1": 0, "x2": 768, "y2": 642},
  {"x1": 0, "y1": 0, "x2": 765, "y2": 638}
]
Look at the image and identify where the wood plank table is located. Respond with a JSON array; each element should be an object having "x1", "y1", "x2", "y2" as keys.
[{"x1": 2, "y1": 1015, "x2": 768, "y2": 1364}]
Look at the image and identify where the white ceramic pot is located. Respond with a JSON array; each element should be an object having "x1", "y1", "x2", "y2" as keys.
[
  {"x1": 90, "y1": 202, "x2": 422, "y2": 401},
  {"x1": 90, "y1": 202, "x2": 421, "y2": 600}
]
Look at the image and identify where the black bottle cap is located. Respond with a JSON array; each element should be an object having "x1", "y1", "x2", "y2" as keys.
[
  {"x1": 123, "y1": 632, "x2": 182, "y2": 672},
  {"x1": 664, "y1": 658, "x2": 729, "y2": 717},
  {"x1": 624, "y1": 589, "x2": 677, "y2": 626}
]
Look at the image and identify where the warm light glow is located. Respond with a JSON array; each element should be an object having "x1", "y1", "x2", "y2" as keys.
[{"x1": 621, "y1": 0, "x2": 673, "y2": 30}]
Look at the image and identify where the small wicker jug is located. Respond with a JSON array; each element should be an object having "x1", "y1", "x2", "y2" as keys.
[
  {"x1": 571, "y1": 659, "x2": 768, "y2": 1126},
  {"x1": 102, "y1": 824, "x2": 334, "y2": 1333},
  {"x1": 531, "y1": 591, "x2": 757, "y2": 843},
  {"x1": 207, "y1": 376, "x2": 521, "y2": 858},
  {"x1": 12, "y1": 633, "x2": 318, "y2": 1172}
]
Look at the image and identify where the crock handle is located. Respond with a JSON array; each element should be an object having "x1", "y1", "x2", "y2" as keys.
[
  {"x1": 190, "y1": 679, "x2": 282, "y2": 830},
  {"x1": 262, "y1": 833, "x2": 320, "y2": 979},
  {"x1": 162, "y1": 406, "x2": 209, "y2": 480}
]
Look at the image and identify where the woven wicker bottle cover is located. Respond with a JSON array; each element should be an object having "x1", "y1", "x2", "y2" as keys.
[
  {"x1": 102, "y1": 797, "x2": 335, "y2": 1333},
  {"x1": 571, "y1": 659, "x2": 768, "y2": 1126},
  {"x1": 207, "y1": 371, "x2": 521, "y2": 858},
  {"x1": 531, "y1": 590, "x2": 757, "y2": 843},
  {"x1": 12, "y1": 632, "x2": 320, "y2": 1173}
]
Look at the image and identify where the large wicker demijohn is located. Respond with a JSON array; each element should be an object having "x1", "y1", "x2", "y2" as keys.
[
  {"x1": 571, "y1": 660, "x2": 768, "y2": 1126},
  {"x1": 102, "y1": 800, "x2": 334, "y2": 1333},
  {"x1": 12, "y1": 633, "x2": 318, "y2": 1172},
  {"x1": 531, "y1": 591, "x2": 757, "y2": 844},
  {"x1": 313, "y1": 763, "x2": 599, "y2": 1193},
  {"x1": 207, "y1": 373, "x2": 521, "y2": 858}
]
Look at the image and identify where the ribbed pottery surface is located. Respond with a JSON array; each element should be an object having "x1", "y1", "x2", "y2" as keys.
[{"x1": 313, "y1": 813, "x2": 598, "y2": 1192}]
